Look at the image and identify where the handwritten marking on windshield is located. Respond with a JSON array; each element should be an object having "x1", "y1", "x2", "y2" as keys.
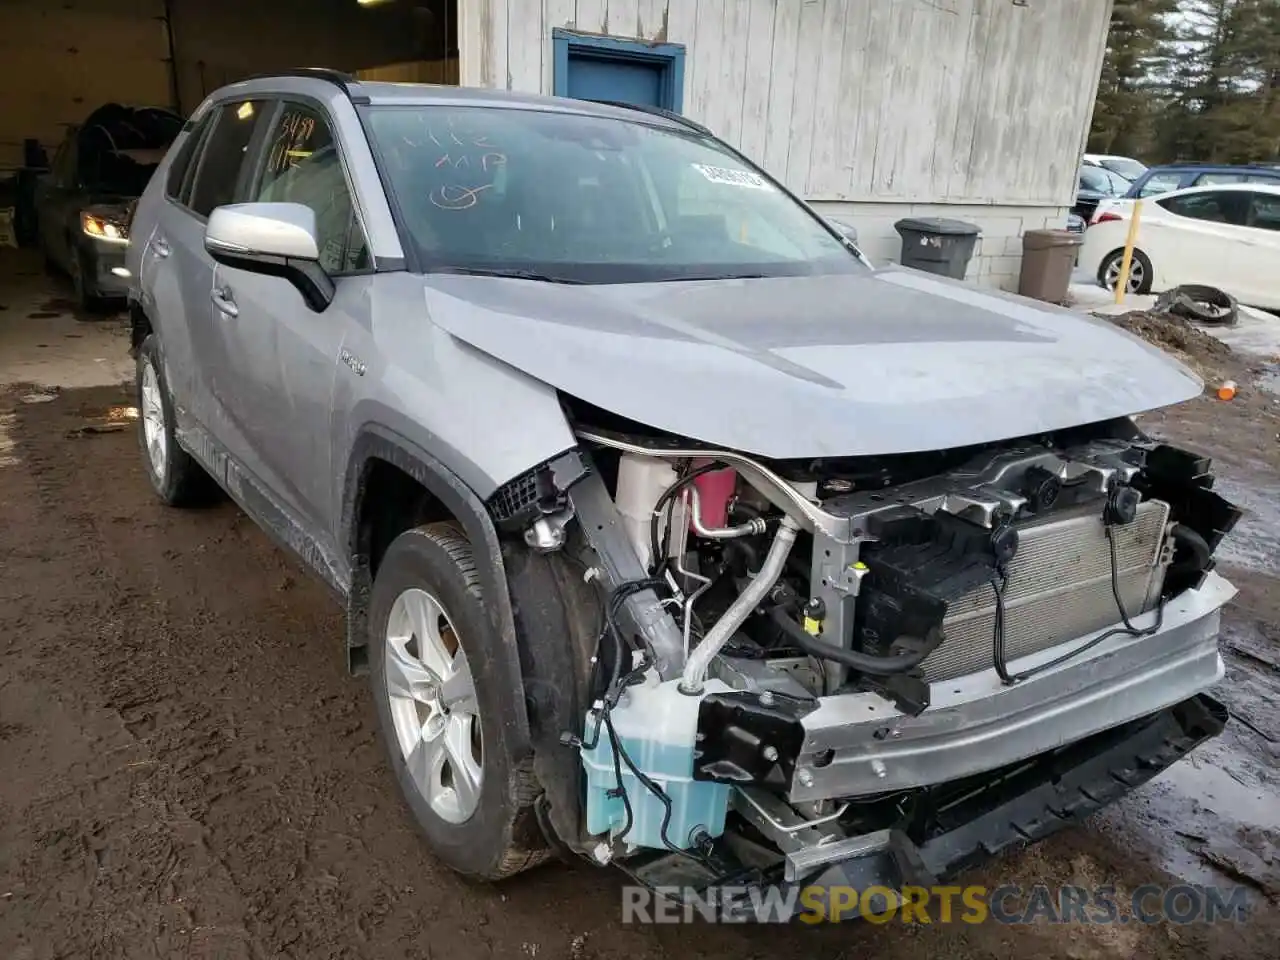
[{"x1": 430, "y1": 184, "x2": 495, "y2": 210}]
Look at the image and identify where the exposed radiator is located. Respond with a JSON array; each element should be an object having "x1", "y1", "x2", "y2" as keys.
[{"x1": 925, "y1": 500, "x2": 1172, "y2": 682}]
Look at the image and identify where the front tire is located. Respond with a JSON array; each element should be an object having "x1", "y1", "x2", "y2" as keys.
[
  {"x1": 70, "y1": 248, "x2": 108, "y2": 313},
  {"x1": 135, "y1": 335, "x2": 212, "y2": 506},
  {"x1": 369, "y1": 523, "x2": 548, "y2": 880},
  {"x1": 1099, "y1": 248, "x2": 1153, "y2": 295}
]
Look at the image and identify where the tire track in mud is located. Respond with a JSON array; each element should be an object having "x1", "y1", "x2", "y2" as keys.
[{"x1": 2, "y1": 385, "x2": 1277, "y2": 960}]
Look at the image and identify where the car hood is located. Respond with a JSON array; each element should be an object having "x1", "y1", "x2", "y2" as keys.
[{"x1": 419, "y1": 268, "x2": 1202, "y2": 459}]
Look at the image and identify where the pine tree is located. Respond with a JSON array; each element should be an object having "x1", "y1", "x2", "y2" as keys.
[
  {"x1": 1089, "y1": 0, "x2": 1177, "y2": 158},
  {"x1": 1154, "y1": 0, "x2": 1280, "y2": 163}
]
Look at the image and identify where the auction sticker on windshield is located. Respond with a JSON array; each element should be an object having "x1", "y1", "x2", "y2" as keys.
[{"x1": 692, "y1": 163, "x2": 771, "y2": 190}]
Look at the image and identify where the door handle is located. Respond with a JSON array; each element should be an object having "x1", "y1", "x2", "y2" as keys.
[
  {"x1": 152, "y1": 237, "x2": 171, "y2": 258},
  {"x1": 211, "y1": 287, "x2": 239, "y2": 317}
]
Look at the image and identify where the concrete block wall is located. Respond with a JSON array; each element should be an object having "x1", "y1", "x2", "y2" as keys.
[{"x1": 811, "y1": 201, "x2": 1073, "y2": 293}]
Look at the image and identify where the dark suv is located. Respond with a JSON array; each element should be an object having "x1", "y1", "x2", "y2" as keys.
[
  {"x1": 1125, "y1": 162, "x2": 1280, "y2": 199},
  {"x1": 34, "y1": 103, "x2": 182, "y2": 309}
]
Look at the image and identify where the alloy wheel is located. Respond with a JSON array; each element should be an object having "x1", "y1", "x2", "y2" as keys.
[
  {"x1": 384, "y1": 587, "x2": 483, "y2": 824},
  {"x1": 1104, "y1": 255, "x2": 1145, "y2": 293},
  {"x1": 140, "y1": 360, "x2": 168, "y2": 480}
]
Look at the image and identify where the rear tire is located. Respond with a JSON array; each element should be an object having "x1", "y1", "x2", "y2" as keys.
[
  {"x1": 369, "y1": 523, "x2": 548, "y2": 880},
  {"x1": 1099, "y1": 248, "x2": 1153, "y2": 295},
  {"x1": 135, "y1": 334, "x2": 212, "y2": 507}
]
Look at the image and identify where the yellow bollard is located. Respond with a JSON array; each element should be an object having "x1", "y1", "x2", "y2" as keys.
[{"x1": 1114, "y1": 199, "x2": 1144, "y2": 304}]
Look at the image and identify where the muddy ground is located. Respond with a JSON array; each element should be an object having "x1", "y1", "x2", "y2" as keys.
[{"x1": 0, "y1": 255, "x2": 1277, "y2": 958}]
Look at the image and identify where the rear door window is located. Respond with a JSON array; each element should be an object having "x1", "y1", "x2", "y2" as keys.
[
  {"x1": 1193, "y1": 172, "x2": 1249, "y2": 187},
  {"x1": 165, "y1": 115, "x2": 212, "y2": 204},
  {"x1": 187, "y1": 100, "x2": 271, "y2": 218},
  {"x1": 1247, "y1": 193, "x2": 1280, "y2": 231},
  {"x1": 1157, "y1": 190, "x2": 1249, "y2": 225}
]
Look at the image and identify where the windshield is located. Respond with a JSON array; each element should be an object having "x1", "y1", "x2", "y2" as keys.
[
  {"x1": 1099, "y1": 157, "x2": 1146, "y2": 181},
  {"x1": 1080, "y1": 165, "x2": 1129, "y2": 195},
  {"x1": 79, "y1": 107, "x2": 181, "y2": 196},
  {"x1": 366, "y1": 105, "x2": 861, "y2": 283}
]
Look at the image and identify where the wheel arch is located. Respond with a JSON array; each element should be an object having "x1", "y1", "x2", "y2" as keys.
[
  {"x1": 129, "y1": 299, "x2": 154, "y2": 354},
  {"x1": 1099, "y1": 245, "x2": 1154, "y2": 293},
  {"x1": 340, "y1": 424, "x2": 532, "y2": 754}
]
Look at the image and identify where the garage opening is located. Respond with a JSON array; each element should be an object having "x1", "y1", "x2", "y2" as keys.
[{"x1": 0, "y1": 0, "x2": 457, "y2": 249}]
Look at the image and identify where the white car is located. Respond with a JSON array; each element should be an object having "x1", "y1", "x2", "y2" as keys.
[
  {"x1": 1081, "y1": 182, "x2": 1280, "y2": 308},
  {"x1": 1082, "y1": 152, "x2": 1147, "y2": 182}
]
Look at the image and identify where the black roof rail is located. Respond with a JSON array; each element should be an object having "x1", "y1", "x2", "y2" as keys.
[
  {"x1": 584, "y1": 99, "x2": 712, "y2": 136},
  {"x1": 241, "y1": 67, "x2": 369, "y2": 102}
]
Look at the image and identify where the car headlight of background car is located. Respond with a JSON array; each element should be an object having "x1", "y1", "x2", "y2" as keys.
[{"x1": 80, "y1": 210, "x2": 130, "y2": 244}]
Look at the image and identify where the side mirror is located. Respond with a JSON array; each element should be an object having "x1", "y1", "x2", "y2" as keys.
[
  {"x1": 827, "y1": 217, "x2": 859, "y2": 244},
  {"x1": 205, "y1": 202, "x2": 334, "y2": 311}
]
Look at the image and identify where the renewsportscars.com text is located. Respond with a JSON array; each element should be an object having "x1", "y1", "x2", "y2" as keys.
[{"x1": 621, "y1": 883, "x2": 1252, "y2": 925}]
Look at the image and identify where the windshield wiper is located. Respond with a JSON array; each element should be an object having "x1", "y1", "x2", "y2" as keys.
[
  {"x1": 429, "y1": 266, "x2": 586, "y2": 284},
  {"x1": 670, "y1": 273, "x2": 770, "y2": 282}
]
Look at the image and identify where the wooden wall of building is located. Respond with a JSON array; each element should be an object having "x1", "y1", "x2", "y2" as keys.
[{"x1": 459, "y1": 0, "x2": 1113, "y2": 209}]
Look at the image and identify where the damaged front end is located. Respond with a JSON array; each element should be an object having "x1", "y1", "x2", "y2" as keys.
[{"x1": 489, "y1": 414, "x2": 1241, "y2": 916}]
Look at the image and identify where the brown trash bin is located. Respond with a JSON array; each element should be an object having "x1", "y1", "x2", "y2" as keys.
[{"x1": 1018, "y1": 229, "x2": 1083, "y2": 304}]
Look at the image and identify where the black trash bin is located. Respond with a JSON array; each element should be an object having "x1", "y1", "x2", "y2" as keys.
[{"x1": 894, "y1": 217, "x2": 981, "y2": 279}]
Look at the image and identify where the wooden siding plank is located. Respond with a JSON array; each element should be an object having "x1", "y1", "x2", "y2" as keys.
[
  {"x1": 714, "y1": 0, "x2": 753, "y2": 147},
  {"x1": 948, "y1": 0, "x2": 997, "y2": 200},
  {"x1": 929, "y1": 0, "x2": 976, "y2": 201},
  {"x1": 880, "y1": 0, "x2": 923, "y2": 197},
  {"x1": 902, "y1": 0, "x2": 945, "y2": 198},
  {"x1": 606, "y1": 0, "x2": 640, "y2": 38},
  {"x1": 544, "y1": 0, "x2": 576, "y2": 30},
  {"x1": 690, "y1": 0, "x2": 725, "y2": 125},
  {"x1": 737, "y1": 0, "x2": 777, "y2": 162},
  {"x1": 858, "y1": 0, "x2": 897, "y2": 197},
  {"x1": 806, "y1": 0, "x2": 848, "y2": 197},
  {"x1": 543, "y1": 0, "x2": 576, "y2": 93},
  {"x1": 458, "y1": 0, "x2": 488, "y2": 86},
  {"x1": 664, "y1": 0, "x2": 699, "y2": 112},
  {"x1": 506, "y1": 0, "x2": 542, "y2": 94},
  {"x1": 833, "y1": 0, "x2": 873, "y2": 200},
  {"x1": 970, "y1": 1, "x2": 1018, "y2": 201},
  {"x1": 782, "y1": 0, "x2": 823, "y2": 193},
  {"x1": 636, "y1": 0, "x2": 669, "y2": 40},
  {"x1": 491, "y1": 0, "x2": 511, "y2": 88},
  {"x1": 760, "y1": 0, "x2": 799, "y2": 183},
  {"x1": 575, "y1": 0, "x2": 607, "y2": 34}
]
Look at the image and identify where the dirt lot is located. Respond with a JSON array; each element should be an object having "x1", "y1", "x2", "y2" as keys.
[{"x1": 1, "y1": 254, "x2": 1277, "y2": 959}]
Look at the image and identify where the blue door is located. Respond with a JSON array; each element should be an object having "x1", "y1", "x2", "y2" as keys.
[
  {"x1": 566, "y1": 55, "x2": 663, "y2": 107},
  {"x1": 552, "y1": 30, "x2": 686, "y2": 112}
]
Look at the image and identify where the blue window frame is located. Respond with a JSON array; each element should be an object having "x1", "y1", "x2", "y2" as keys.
[{"x1": 551, "y1": 29, "x2": 686, "y2": 113}]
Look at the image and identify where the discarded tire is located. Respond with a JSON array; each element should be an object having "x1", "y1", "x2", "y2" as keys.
[{"x1": 1153, "y1": 284, "x2": 1238, "y2": 326}]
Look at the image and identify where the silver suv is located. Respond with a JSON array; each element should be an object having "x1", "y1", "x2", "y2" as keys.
[{"x1": 125, "y1": 69, "x2": 1240, "y2": 914}]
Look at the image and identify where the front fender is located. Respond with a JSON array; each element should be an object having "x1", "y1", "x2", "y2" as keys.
[{"x1": 340, "y1": 424, "x2": 531, "y2": 755}]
